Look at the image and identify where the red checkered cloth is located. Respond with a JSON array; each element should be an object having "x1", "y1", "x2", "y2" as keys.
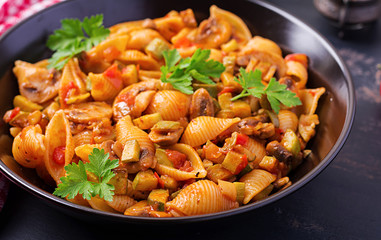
[{"x1": 0, "y1": 0, "x2": 63, "y2": 211}]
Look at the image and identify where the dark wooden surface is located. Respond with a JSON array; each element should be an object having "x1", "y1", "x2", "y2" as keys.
[{"x1": 1, "y1": 0, "x2": 381, "y2": 239}]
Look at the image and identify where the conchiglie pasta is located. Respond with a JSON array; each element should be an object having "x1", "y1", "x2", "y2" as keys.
[
  {"x1": 73, "y1": 131, "x2": 94, "y2": 147},
  {"x1": 299, "y1": 87, "x2": 326, "y2": 115},
  {"x1": 117, "y1": 50, "x2": 160, "y2": 70},
  {"x1": 116, "y1": 115, "x2": 155, "y2": 169},
  {"x1": 155, "y1": 144, "x2": 207, "y2": 181},
  {"x1": 74, "y1": 144, "x2": 101, "y2": 162},
  {"x1": 181, "y1": 116, "x2": 241, "y2": 147},
  {"x1": 239, "y1": 169, "x2": 276, "y2": 204},
  {"x1": 12, "y1": 125, "x2": 45, "y2": 168},
  {"x1": 278, "y1": 110, "x2": 299, "y2": 133},
  {"x1": 145, "y1": 90, "x2": 191, "y2": 121},
  {"x1": 87, "y1": 35, "x2": 129, "y2": 62},
  {"x1": 245, "y1": 137, "x2": 266, "y2": 166},
  {"x1": 106, "y1": 195, "x2": 137, "y2": 213},
  {"x1": 89, "y1": 72, "x2": 123, "y2": 101},
  {"x1": 166, "y1": 180, "x2": 238, "y2": 216},
  {"x1": 44, "y1": 110, "x2": 74, "y2": 184},
  {"x1": 87, "y1": 196, "x2": 119, "y2": 213},
  {"x1": 286, "y1": 61, "x2": 308, "y2": 89}
]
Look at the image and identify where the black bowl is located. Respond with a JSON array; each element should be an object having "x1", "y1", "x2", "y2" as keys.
[{"x1": 0, "y1": 0, "x2": 355, "y2": 223}]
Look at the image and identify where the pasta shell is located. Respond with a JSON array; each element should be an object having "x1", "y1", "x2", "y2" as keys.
[
  {"x1": 299, "y1": 87, "x2": 326, "y2": 115},
  {"x1": 239, "y1": 169, "x2": 276, "y2": 204},
  {"x1": 155, "y1": 144, "x2": 207, "y2": 181},
  {"x1": 44, "y1": 110, "x2": 74, "y2": 184},
  {"x1": 145, "y1": 90, "x2": 191, "y2": 121},
  {"x1": 12, "y1": 125, "x2": 45, "y2": 168},
  {"x1": 117, "y1": 50, "x2": 160, "y2": 70},
  {"x1": 66, "y1": 194, "x2": 90, "y2": 207},
  {"x1": 89, "y1": 72, "x2": 123, "y2": 101},
  {"x1": 239, "y1": 36, "x2": 286, "y2": 77},
  {"x1": 59, "y1": 58, "x2": 87, "y2": 107},
  {"x1": 210, "y1": 5, "x2": 252, "y2": 43},
  {"x1": 286, "y1": 61, "x2": 308, "y2": 89},
  {"x1": 87, "y1": 196, "x2": 119, "y2": 213},
  {"x1": 278, "y1": 110, "x2": 299, "y2": 133},
  {"x1": 116, "y1": 115, "x2": 155, "y2": 169},
  {"x1": 74, "y1": 144, "x2": 101, "y2": 162},
  {"x1": 106, "y1": 195, "x2": 137, "y2": 213},
  {"x1": 166, "y1": 180, "x2": 238, "y2": 216},
  {"x1": 87, "y1": 35, "x2": 129, "y2": 61},
  {"x1": 245, "y1": 137, "x2": 266, "y2": 167},
  {"x1": 180, "y1": 116, "x2": 241, "y2": 147},
  {"x1": 127, "y1": 29, "x2": 166, "y2": 51},
  {"x1": 73, "y1": 130, "x2": 94, "y2": 147}
]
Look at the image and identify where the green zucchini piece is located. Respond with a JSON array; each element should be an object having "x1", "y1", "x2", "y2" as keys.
[
  {"x1": 222, "y1": 151, "x2": 247, "y2": 175},
  {"x1": 145, "y1": 38, "x2": 170, "y2": 60},
  {"x1": 233, "y1": 182, "x2": 245, "y2": 204},
  {"x1": 132, "y1": 170, "x2": 158, "y2": 191},
  {"x1": 121, "y1": 140, "x2": 140, "y2": 163},
  {"x1": 253, "y1": 184, "x2": 274, "y2": 201},
  {"x1": 147, "y1": 189, "x2": 169, "y2": 211},
  {"x1": 280, "y1": 129, "x2": 301, "y2": 156},
  {"x1": 108, "y1": 169, "x2": 128, "y2": 195},
  {"x1": 237, "y1": 164, "x2": 253, "y2": 179},
  {"x1": 192, "y1": 84, "x2": 219, "y2": 98},
  {"x1": 155, "y1": 148, "x2": 174, "y2": 167},
  {"x1": 133, "y1": 113, "x2": 162, "y2": 130}
]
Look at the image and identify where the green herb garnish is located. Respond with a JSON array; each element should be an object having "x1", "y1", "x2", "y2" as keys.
[
  {"x1": 47, "y1": 14, "x2": 110, "y2": 70},
  {"x1": 160, "y1": 48, "x2": 225, "y2": 94},
  {"x1": 231, "y1": 68, "x2": 301, "y2": 113},
  {"x1": 53, "y1": 148, "x2": 119, "y2": 201}
]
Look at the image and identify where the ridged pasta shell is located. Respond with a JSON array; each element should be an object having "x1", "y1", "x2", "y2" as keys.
[
  {"x1": 87, "y1": 35, "x2": 129, "y2": 61},
  {"x1": 106, "y1": 195, "x2": 137, "y2": 213},
  {"x1": 87, "y1": 196, "x2": 119, "y2": 213},
  {"x1": 127, "y1": 29, "x2": 166, "y2": 51},
  {"x1": 12, "y1": 125, "x2": 45, "y2": 168},
  {"x1": 89, "y1": 72, "x2": 122, "y2": 101},
  {"x1": 155, "y1": 144, "x2": 207, "y2": 181},
  {"x1": 239, "y1": 36, "x2": 286, "y2": 77},
  {"x1": 74, "y1": 144, "x2": 101, "y2": 162},
  {"x1": 278, "y1": 110, "x2": 299, "y2": 133},
  {"x1": 181, "y1": 116, "x2": 241, "y2": 147},
  {"x1": 166, "y1": 180, "x2": 238, "y2": 216},
  {"x1": 245, "y1": 137, "x2": 266, "y2": 166},
  {"x1": 210, "y1": 5, "x2": 252, "y2": 42},
  {"x1": 117, "y1": 50, "x2": 160, "y2": 70},
  {"x1": 286, "y1": 61, "x2": 308, "y2": 89},
  {"x1": 239, "y1": 169, "x2": 276, "y2": 204},
  {"x1": 73, "y1": 131, "x2": 94, "y2": 147},
  {"x1": 299, "y1": 87, "x2": 326, "y2": 115},
  {"x1": 145, "y1": 90, "x2": 191, "y2": 121},
  {"x1": 59, "y1": 58, "x2": 87, "y2": 107},
  {"x1": 44, "y1": 110, "x2": 74, "y2": 184},
  {"x1": 66, "y1": 194, "x2": 90, "y2": 207},
  {"x1": 116, "y1": 115, "x2": 155, "y2": 169}
]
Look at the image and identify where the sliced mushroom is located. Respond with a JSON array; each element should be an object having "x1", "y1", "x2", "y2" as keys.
[
  {"x1": 13, "y1": 60, "x2": 61, "y2": 104},
  {"x1": 189, "y1": 88, "x2": 215, "y2": 120},
  {"x1": 148, "y1": 121, "x2": 184, "y2": 146},
  {"x1": 237, "y1": 115, "x2": 269, "y2": 136},
  {"x1": 64, "y1": 102, "x2": 113, "y2": 124},
  {"x1": 266, "y1": 140, "x2": 293, "y2": 164},
  {"x1": 193, "y1": 17, "x2": 232, "y2": 49}
]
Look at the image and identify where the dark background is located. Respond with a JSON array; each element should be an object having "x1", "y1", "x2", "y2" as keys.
[{"x1": 1, "y1": 0, "x2": 380, "y2": 239}]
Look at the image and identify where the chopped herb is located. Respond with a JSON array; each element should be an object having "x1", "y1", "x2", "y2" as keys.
[
  {"x1": 231, "y1": 68, "x2": 301, "y2": 113},
  {"x1": 53, "y1": 148, "x2": 119, "y2": 201},
  {"x1": 160, "y1": 48, "x2": 225, "y2": 94},
  {"x1": 46, "y1": 14, "x2": 110, "y2": 70}
]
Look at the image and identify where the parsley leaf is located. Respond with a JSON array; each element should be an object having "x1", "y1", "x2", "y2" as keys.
[
  {"x1": 46, "y1": 14, "x2": 110, "y2": 70},
  {"x1": 231, "y1": 67, "x2": 301, "y2": 113},
  {"x1": 53, "y1": 148, "x2": 119, "y2": 202},
  {"x1": 160, "y1": 48, "x2": 225, "y2": 94}
]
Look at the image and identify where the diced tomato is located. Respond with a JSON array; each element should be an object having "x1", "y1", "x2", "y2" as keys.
[
  {"x1": 235, "y1": 154, "x2": 248, "y2": 175},
  {"x1": 117, "y1": 91, "x2": 135, "y2": 106},
  {"x1": 3, "y1": 107, "x2": 20, "y2": 123},
  {"x1": 179, "y1": 160, "x2": 194, "y2": 172},
  {"x1": 166, "y1": 149, "x2": 187, "y2": 169},
  {"x1": 154, "y1": 172, "x2": 165, "y2": 189},
  {"x1": 174, "y1": 36, "x2": 193, "y2": 48},
  {"x1": 236, "y1": 133, "x2": 249, "y2": 146},
  {"x1": 218, "y1": 87, "x2": 234, "y2": 96},
  {"x1": 103, "y1": 46, "x2": 121, "y2": 62},
  {"x1": 285, "y1": 53, "x2": 308, "y2": 68},
  {"x1": 103, "y1": 63, "x2": 123, "y2": 89},
  {"x1": 62, "y1": 81, "x2": 79, "y2": 106},
  {"x1": 53, "y1": 146, "x2": 66, "y2": 165}
]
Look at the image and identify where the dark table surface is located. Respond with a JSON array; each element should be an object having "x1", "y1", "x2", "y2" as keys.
[{"x1": 1, "y1": 0, "x2": 381, "y2": 239}]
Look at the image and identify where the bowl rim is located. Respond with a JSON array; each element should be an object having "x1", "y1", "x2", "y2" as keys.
[{"x1": 0, "y1": 0, "x2": 355, "y2": 223}]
